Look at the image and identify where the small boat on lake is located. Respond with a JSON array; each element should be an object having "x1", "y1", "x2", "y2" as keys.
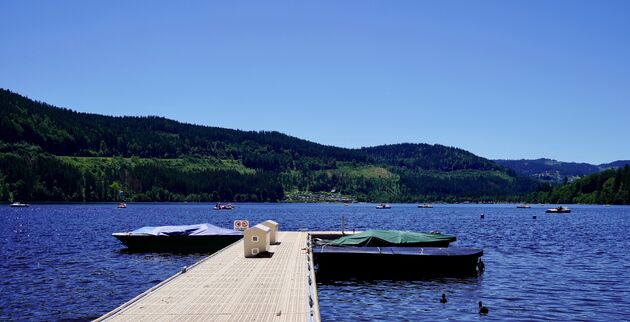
[
  {"x1": 516, "y1": 204, "x2": 531, "y2": 208},
  {"x1": 9, "y1": 202, "x2": 29, "y2": 208},
  {"x1": 418, "y1": 204, "x2": 433, "y2": 208},
  {"x1": 213, "y1": 203, "x2": 234, "y2": 210},
  {"x1": 546, "y1": 206, "x2": 571, "y2": 214},
  {"x1": 113, "y1": 223, "x2": 242, "y2": 252},
  {"x1": 375, "y1": 203, "x2": 391, "y2": 209},
  {"x1": 117, "y1": 202, "x2": 127, "y2": 208}
]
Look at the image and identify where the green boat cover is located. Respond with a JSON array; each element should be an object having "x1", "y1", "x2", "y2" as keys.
[{"x1": 322, "y1": 230, "x2": 456, "y2": 247}]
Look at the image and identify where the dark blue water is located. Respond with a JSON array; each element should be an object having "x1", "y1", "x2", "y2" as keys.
[{"x1": 1, "y1": 203, "x2": 629, "y2": 321}]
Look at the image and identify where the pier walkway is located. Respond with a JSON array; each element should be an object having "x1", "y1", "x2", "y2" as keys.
[{"x1": 98, "y1": 231, "x2": 320, "y2": 322}]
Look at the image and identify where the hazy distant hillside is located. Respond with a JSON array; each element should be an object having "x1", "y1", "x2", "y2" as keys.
[
  {"x1": 600, "y1": 160, "x2": 630, "y2": 169},
  {"x1": 495, "y1": 158, "x2": 630, "y2": 183},
  {"x1": 0, "y1": 88, "x2": 536, "y2": 202}
]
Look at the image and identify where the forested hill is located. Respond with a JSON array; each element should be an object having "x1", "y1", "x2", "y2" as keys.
[
  {"x1": 0, "y1": 88, "x2": 366, "y2": 164},
  {"x1": 530, "y1": 165, "x2": 630, "y2": 204},
  {"x1": 0, "y1": 88, "x2": 536, "y2": 202},
  {"x1": 363, "y1": 144, "x2": 500, "y2": 171}
]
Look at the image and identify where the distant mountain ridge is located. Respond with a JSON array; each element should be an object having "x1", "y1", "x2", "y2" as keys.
[
  {"x1": 0, "y1": 88, "x2": 536, "y2": 202},
  {"x1": 495, "y1": 158, "x2": 630, "y2": 183}
]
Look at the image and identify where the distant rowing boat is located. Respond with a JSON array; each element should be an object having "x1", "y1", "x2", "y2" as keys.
[
  {"x1": 376, "y1": 203, "x2": 391, "y2": 209},
  {"x1": 546, "y1": 206, "x2": 571, "y2": 214},
  {"x1": 516, "y1": 204, "x2": 531, "y2": 209},
  {"x1": 213, "y1": 203, "x2": 234, "y2": 210}
]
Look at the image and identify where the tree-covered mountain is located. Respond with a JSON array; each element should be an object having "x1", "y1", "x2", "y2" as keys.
[
  {"x1": 495, "y1": 158, "x2": 630, "y2": 183},
  {"x1": 0, "y1": 88, "x2": 366, "y2": 164},
  {"x1": 529, "y1": 165, "x2": 630, "y2": 204},
  {"x1": 0, "y1": 88, "x2": 537, "y2": 202}
]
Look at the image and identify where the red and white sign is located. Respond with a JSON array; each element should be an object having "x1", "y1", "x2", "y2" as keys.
[{"x1": 233, "y1": 220, "x2": 249, "y2": 231}]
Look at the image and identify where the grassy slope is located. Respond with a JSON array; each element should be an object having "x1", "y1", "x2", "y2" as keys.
[{"x1": 58, "y1": 156, "x2": 255, "y2": 174}]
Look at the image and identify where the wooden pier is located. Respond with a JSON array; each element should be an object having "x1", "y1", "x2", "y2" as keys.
[{"x1": 97, "y1": 231, "x2": 320, "y2": 321}]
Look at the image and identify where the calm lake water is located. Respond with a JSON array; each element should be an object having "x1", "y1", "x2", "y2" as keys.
[{"x1": 1, "y1": 203, "x2": 629, "y2": 321}]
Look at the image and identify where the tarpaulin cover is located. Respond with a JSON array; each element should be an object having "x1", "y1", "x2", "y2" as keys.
[
  {"x1": 313, "y1": 246, "x2": 482, "y2": 257},
  {"x1": 129, "y1": 223, "x2": 240, "y2": 236},
  {"x1": 321, "y1": 230, "x2": 456, "y2": 247}
]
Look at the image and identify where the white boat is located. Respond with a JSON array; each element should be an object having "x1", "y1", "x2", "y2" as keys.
[
  {"x1": 376, "y1": 203, "x2": 391, "y2": 209},
  {"x1": 10, "y1": 202, "x2": 29, "y2": 208},
  {"x1": 213, "y1": 203, "x2": 234, "y2": 210}
]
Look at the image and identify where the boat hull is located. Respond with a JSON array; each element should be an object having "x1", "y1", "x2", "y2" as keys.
[
  {"x1": 313, "y1": 246, "x2": 483, "y2": 279},
  {"x1": 113, "y1": 234, "x2": 242, "y2": 253}
]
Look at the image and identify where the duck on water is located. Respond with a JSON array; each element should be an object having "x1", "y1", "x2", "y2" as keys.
[{"x1": 479, "y1": 301, "x2": 489, "y2": 314}]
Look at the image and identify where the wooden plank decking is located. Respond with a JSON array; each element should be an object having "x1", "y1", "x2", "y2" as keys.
[{"x1": 98, "y1": 231, "x2": 320, "y2": 322}]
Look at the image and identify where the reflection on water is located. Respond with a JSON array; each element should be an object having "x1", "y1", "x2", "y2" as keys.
[
  {"x1": 319, "y1": 278, "x2": 483, "y2": 321},
  {"x1": 1, "y1": 203, "x2": 629, "y2": 321}
]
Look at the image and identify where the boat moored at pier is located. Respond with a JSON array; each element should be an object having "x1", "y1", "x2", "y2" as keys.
[
  {"x1": 312, "y1": 229, "x2": 480, "y2": 279},
  {"x1": 113, "y1": 223, "x2": 242, "y2": 252},
  {"x1": 313, "y1": 246, "x2": 483, "y2": 279},
  {"x1": 317, "y1": 230, "x2": 456, "y2": 248}
]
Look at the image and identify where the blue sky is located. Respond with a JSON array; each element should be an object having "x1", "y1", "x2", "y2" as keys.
[{"x1": 1, "y1": 1, "x2": 629, "y2": 164}]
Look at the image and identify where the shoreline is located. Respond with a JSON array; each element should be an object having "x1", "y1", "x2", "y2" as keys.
[{"x1": 3, "y1": 201, "x2": 625, "y2": 206}]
